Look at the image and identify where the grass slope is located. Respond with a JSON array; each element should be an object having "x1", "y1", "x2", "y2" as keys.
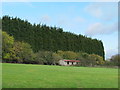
[{"x1": 2, "y1": 63, "x2": 118, "y2": 88}]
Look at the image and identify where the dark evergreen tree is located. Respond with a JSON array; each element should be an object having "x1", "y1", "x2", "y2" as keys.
[{"x1": 2, "y1": 15, "x2": 105, "y2": 59}]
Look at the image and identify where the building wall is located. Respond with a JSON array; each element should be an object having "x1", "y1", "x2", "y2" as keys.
[
  {"x1": 69, "y1": 62, "x2": 72, "y2": 65},
  {"x1": 59, "y1": 60, "x2": 67, "y2": 66},
  {"x1": 73, "y1": 62, "x2": 77, "y2": 65},
  {"x1": 59, "y1": 60, "x2": 78, "y2": 66}
]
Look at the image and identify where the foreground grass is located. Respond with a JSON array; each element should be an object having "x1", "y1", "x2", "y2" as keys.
[
  {"x1": 2, "y1": 63, "x2": 118, "y2": 88},
  {"x1": 0, "y1": 63, "x2": 2, "y2": 89}
]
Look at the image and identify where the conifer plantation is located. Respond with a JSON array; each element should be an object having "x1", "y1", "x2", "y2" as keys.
[{"x1": 2, "y1": 16, "x2": 105, "y2": 59}]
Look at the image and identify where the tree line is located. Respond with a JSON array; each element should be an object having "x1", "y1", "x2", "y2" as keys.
[
  {"x1": 2, "y1": 31, "x2": 119, "y2": 67},
  {"x1": 2, "y1": 16, "x2": 105, "y2": 59},
  {"x1": 2, "y1": 31, "x2": 105, "y2": 66}
]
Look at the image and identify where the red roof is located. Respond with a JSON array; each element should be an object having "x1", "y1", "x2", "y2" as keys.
[{"x1": 63, "y1": 60, "x2": 80, "y2": 62}]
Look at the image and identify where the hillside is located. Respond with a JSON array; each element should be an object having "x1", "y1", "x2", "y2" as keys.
[{"x1": 2, "y1": 16, "x2": 105, "y2": 59}]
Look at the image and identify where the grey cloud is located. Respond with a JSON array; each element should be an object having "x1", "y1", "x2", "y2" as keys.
[
  {"x1": 85, "y1": 3, "x2": 103, "y2": 18},
  {"x1": 40, "y1": 15, "x2": 51, "y2": 24},
  {"x1": 85, "y1": 22, "x2": 118, "y2": 36}
]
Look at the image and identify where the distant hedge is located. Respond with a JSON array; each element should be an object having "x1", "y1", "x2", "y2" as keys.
[{"x1": 2, "y1": 16, "x2": 105, "y2": 59}]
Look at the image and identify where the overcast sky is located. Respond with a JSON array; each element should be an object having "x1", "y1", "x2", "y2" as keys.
[{"x1": 2, "y1": 2, "x2": 118, "y2": 59}]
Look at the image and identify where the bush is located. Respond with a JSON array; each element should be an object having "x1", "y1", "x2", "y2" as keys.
[
  {"x1": 110, "y1": 54, "x2": 120, "y2": 66},
  {"x1": 12, "y1": 41, "x2": 34, "y2": 63},
  {"x1": 2, "y1": 31, "x2": 14, "y2": 62}
]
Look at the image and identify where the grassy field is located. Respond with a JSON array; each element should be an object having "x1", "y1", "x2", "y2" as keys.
[{"x1": 2, "y1": 63, "x2": 118, "y2": 88}]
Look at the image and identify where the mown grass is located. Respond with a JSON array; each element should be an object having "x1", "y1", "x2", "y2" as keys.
[
  {"x1": 0, "y1": 63, "x2": 2, "y2": 89},
  {"x1": 2, "y1": 63, "x2": 118, "y2": 88}
]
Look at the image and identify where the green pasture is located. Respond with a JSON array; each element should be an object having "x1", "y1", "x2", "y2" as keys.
[{"x1": 2, "y1": 63, "x2": 118, "y2": 88}]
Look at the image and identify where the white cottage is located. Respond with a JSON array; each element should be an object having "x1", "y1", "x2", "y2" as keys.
[{"x1": 59, "y1": 59, "x2": 80, "y2": 66}]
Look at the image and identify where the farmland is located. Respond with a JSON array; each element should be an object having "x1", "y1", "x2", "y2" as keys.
[{"x1": 2, "y1": 63, "x2": 118, "y2": 88}]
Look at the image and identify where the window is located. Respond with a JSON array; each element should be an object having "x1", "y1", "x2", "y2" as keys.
[{"x1": 67, "y1": 61, "x2": 69, "y2": 65}]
